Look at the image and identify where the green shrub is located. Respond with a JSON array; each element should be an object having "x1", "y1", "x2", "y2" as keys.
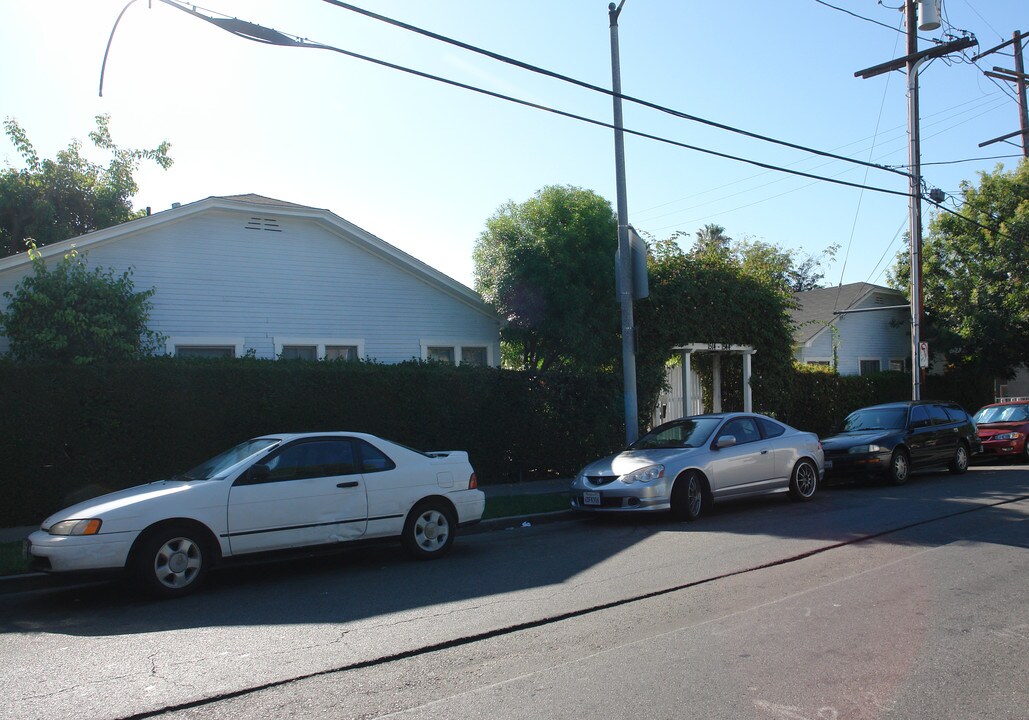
[{"x1": 0, "y1": 358, "x2": 623, "y2": 526}]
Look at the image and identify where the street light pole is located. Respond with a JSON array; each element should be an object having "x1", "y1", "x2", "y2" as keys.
[{"x1": 609, "y1": 0, "x2": 639, "y2": 445}]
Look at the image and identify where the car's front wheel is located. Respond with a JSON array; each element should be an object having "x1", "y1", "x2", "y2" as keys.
[
  {"x1": 670, "y1": 471, "x2": 707, "y2": 521},
  {"x1": 887, "y1": 448, "x2": 910, "y2": 485},
  {"x1": 949, "y1": 442, "x2": 969, "y2": 474},
  {"x1": 133, "y1": 523, "x2": 211, "y2": 598},
  {"x1": 788, "y1": 459, "x2": 818, "y2": 501},
  {"x1": 402, "y1": 500, "x2": 456, "y2": 559}
]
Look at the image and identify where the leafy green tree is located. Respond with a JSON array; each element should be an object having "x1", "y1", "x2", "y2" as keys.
[
  {"x1": 1, "y1": 114, "x2": 172, "y2": 257},
  {"x1": 677, "y1": 223, "x2": 838, "y2": 295},
  {"x1": 635, "y1": 243, "x2": 797, "y2": 417},
  {"x1": 0, "y1": 243, "x2": 164, "y2": 364},
  {"x1": 473, "y1": 185, "x2": 618, "y2": 372},
  {"x1": 890, "y1": 160, "x2": 1029, "y2": 380}
]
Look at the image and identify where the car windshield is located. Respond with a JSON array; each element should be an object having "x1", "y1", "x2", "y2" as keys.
[
  {"x1": 842, "y1": 407, "x2": 908, "y2": 432},
  {"x1": 975, "y1": 404, "x2": 1029, "y2": 423},
  {"x1": 174, "y1": 438, "x2": 281, "y2": 481},
  {"x1": 630, "y1": 418, "x2": 722, "y2": 450}
]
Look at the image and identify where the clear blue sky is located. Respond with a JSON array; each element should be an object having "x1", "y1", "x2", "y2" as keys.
[{"x1": 1, "y1": 0, "x2": 1024, "y2": 290}]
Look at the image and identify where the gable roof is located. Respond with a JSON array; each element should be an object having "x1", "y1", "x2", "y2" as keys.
[
  {"x1": 0, "y1": 194, "x2": 497, "y2": 321},
  {"x1": 791, "y1": 282, "x2": 908, "y2": 346}
]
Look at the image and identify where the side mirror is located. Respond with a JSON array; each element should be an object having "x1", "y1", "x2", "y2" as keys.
[{"x1": 716, "y1": 435, "x2": 737, "y2": 449}]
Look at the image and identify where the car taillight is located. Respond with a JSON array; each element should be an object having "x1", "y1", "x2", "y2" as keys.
[{"x1": 468, "y1": 472, "x2": 478, "y2": 489}]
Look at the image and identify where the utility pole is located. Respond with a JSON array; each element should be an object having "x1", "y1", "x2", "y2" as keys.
[
  {"x1": 609, "y1": 0, "x2": 639, "y2": 445},
  {"x1": 905, "y1": 0, "x2": 926, "y2": 402},
  {"x1": 855, "y1": 2, "x2": 976, "y2": 401},
  {"x1": 974, "y1": 31, "x2": 1029, "y2": 157}
]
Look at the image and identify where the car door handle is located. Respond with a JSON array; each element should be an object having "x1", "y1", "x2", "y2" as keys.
[
  {"x1": 761, "y1": 449, "x2": 769, "y2": 454},
  {"x1": 337, "y1": 481, "x2": 359, "y2": 489}
]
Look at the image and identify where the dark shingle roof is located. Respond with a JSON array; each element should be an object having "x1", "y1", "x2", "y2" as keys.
[{"x1": 791, "y1": 282, "x2": 907, "y2": 345}]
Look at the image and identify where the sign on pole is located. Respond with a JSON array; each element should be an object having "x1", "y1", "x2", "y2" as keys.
[{"x1": 919, "y1": 341, "x2": 929, "y2": 369}]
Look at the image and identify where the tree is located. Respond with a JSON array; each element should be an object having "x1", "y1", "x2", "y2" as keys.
[
  {"x1": 677, "y1": 223, "x2": 838, "y2": 295},
  {"x1": 889, "y1": 160, "x2": 1029, "y2": 380},
  {"x1": 634, "y1": 241, "x2": 797, "y2": 417},
  {"x1": 473, "y1": 185, "x2": 618, "y2": 372},
  {"x1": 0, "y1": 243, "x2": 164, "y2": 364},
  {"x1": 1, "y1": 114, "x2": 172, "y2": 257}
]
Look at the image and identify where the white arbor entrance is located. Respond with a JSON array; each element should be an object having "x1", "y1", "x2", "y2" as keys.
[{"x1": 653, "y1": 343, "x2": 757, "y2": 424}]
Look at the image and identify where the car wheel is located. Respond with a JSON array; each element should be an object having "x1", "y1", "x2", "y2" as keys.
[
  {"x1": 402, "y1": 500, "x2": 456, "y2": 559},
  {"x1": 887, "y1": 448, "x2": 910, "y2": 485},
  {"x1": 670, "y1": 471, "x2": 706, "y2": 521},
  {"x1": 133, "y1": 524, "x2": 210, "y2": 598},
  {"x1": 949, "y1": 442, "x2": 969, "y2": 474},
  {"x1": 788, "y1": 459, "x2": 818, "y2": 501}
]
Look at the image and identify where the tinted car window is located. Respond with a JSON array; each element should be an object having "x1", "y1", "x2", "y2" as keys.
[
  {"x1": 719, "y1": 418, "x2": 762, "y2": 445},
  {"x1": 927, "y1": 404, "x2": 951, "y2": 425},
  {"x1": 631, "y1": 418, "x2": 722, "y2": 449},
  {"x1": 357, "y1": 439, "x2": 397, "y2": 473},
  {"x1": 909, "y1": 406, "x2": 931, "y2": 428},
  {"x1": 944, "y1": 405, "x2": 970, "y2": 423},
  {"x1": 842, "y1": 407, "x2": 907, "y2": 431},
  {"x1": 264, "y1": 439, "x2": 358, "y2": 481},
  {"x1": 758, "y1": 417, "x2": 786, "y2": 438}
]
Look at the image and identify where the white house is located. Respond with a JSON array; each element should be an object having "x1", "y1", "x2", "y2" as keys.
[
  {"x1": 0, "y1": 194, "x2": 501, "y2": 365},
  {"x1": 791, "y1": 283, "x2": 910, "y2": 375}
]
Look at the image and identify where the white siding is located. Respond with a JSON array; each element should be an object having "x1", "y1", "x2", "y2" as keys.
[
  {"x1": 796, "y1": 305, "x2": 910, "y2": 375},
  {"x1": 0, "y1": 209, "x2": 500, "y2": 363}
]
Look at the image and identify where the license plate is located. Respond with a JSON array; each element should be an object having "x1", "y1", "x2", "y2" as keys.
[
  {"x1": 583, "y1": 491, "x2": 601, "y2": 506},
  {"x1": 824, "y1": 460, "x2": 833, "y2": 469}
]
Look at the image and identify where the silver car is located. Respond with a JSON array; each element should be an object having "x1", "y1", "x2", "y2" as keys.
[{"x1": 570, "y1": 413, "x2": 824, "y2": 520}]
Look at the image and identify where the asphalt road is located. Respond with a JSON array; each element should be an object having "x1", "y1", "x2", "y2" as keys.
[{"x1": 2, "y1": 465, "x2": 1027, "y2": 720}]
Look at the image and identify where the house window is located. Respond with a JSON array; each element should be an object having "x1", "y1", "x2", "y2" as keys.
[
  {"x1": 176, "y1": 346, "x2": 235, "y2": 359},
  {"x1": 427, "y1": 346, "x2": 455, "y2": 364},
  {"x1": 460, "y1": 346, "x2": 488, "y2": 367},
  {"x1": 274, "y1": 338, "x2": 365, "y2": 361},
  {"x1": 859, "y1": 359, "x2": 882, "y2": 376},
  {"x1": 167, "y1": 337, "x2": 245, "y2": 358},
  {"x1": 325, "y1": 345, "x2": 359, "y2": 361},
  {"x1": 281, "y1": 345, "x2": 318, "y2": 361},
  {"x1": 889, "y1": 359, "x2": 905, "y2": 372}
]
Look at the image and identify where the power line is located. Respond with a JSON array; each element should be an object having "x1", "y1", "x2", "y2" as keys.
[
  {"x1": 319, "y1": 0, "x2": 912, "y2": 181},
  {"x1": 145, "y1": 0, "x2": 917, "y2": 202}
]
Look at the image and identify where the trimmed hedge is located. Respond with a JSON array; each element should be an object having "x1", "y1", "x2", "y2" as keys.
[
  {"x1": 0, "y1": 358, "x2": 624, "y2": 527},
  {"x1": 0, "y1": 358, "x2": 994, "y2": 527}
]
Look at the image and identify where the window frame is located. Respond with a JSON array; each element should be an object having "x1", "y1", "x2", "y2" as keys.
[
  {"x1": 167, "y1": 336, "x2": 245, "y2": 358},
  {"x1": 858, "y1": 358, "x2": 883, "y2": 376},
  {"x1": 274, "y1": 337, "x2": 365, "y2": 361},
  {"x1": 419, "y1": 340, "x2": 494, "y2": 366}
]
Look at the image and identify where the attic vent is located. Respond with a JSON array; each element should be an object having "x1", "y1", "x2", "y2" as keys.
[{"x1": 245, "y1": 217, "x2": 282, "y2": 232}]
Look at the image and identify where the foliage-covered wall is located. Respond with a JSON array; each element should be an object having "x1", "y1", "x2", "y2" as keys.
[{"x1": 0, "y1": 358, "x2": 623, "y2": 527}]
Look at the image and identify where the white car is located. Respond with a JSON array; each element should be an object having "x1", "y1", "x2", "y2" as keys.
[
  {"x1": 570, "y1": 413, "x2": 824, "y2": 520},
  {"x1": 26, "y1": 433, "x2": 485, "y2": 597}
]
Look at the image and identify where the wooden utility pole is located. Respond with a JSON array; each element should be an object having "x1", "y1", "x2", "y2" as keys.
[
  {"x1": 975, "y1": 31, "x2": 1029, "y2": 157},
  {"x1": 855, "y1": 3, "x2": 977, "y2": 401}
]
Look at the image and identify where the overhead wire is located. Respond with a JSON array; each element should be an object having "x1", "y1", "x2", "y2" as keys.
[
  {"x1": 319, "y1": 0, "x2": 912, "y2": 182},
  {"x1": 145, "y1": 1, "x2": 1007, "y2": 244}
]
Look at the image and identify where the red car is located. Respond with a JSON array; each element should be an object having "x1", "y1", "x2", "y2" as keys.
[{"x1": 973, "y1": 401, "x2": 1029, "y2": 462}]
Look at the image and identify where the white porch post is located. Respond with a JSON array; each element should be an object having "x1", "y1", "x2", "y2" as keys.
[
  {"x1": 682, "y1": 350, "x2": 693, "y2": 417},
  {"x1": 743, "y1": 351, "x2": 753, "y2": 413},
  {"x1": 712, "y1": 354, "x2": 722, "y2": 413}
]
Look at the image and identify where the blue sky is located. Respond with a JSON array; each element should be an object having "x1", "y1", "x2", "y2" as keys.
[{"x1": 1, "y1": 0, "x2": 1024, "y2": 290}]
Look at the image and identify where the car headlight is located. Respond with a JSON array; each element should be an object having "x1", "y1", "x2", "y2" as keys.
[
  {"x1": 848, "y1": 444, "x2": 885, "y2": 454},
  {"x1": 618, "y1": 464, "x2": 665, "y2": 484},
  {"x1": 48, "y1": 519, "x2": 103, "y2": 536},
  {"x1": 993, "y1": 432, "x2": 1023, "y2": 441}
]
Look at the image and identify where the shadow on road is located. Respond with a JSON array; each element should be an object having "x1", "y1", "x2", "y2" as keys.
[{"x1": 1, "y1": 466, "x2": 1025, "y2": 637}]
